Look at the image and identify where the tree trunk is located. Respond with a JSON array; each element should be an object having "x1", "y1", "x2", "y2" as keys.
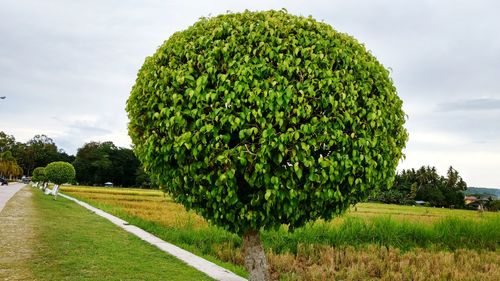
[{"x1": 243, "y1": 230, "x2": 270, "y2": 281}]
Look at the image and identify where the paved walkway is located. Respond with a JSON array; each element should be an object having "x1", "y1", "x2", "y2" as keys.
[{"x1": 0, "y1": 183, "x2": 25, "y2": 213}]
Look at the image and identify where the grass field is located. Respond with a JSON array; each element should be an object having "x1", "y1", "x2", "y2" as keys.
[
  {"x1": 348, "y1": 202, "x2": 499, "y2": 223},
  {"x1": 61, "y1": 186, "x2": 500, "y2": 280},
  {"x1": 0, "y1": 186, "x2": 213, "y2": 281}
]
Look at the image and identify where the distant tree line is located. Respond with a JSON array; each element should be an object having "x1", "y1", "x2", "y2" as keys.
[
  {"x1": 374, "y1": 165, "x2": 468, "y2": 208},
  {"x1": 1, "y1": 132, "x2": 72, "y2": 178},
  {"x1": 73, "y1": 141, "x2": 152, "y2": 187},
  {"x1": 0, "y1": 131, "x2": 152, "y2": 188}
]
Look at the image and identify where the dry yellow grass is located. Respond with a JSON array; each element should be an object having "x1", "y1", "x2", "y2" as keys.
[
  {"x1": 265, "y1": 244, "x2": 500, "y2": 281},
  {"x1": 210, "y1": 243, "x2": 500, "y2": 281},
  {"x1": 61, "y1": 186, "x2": 208, "y2": 229}
]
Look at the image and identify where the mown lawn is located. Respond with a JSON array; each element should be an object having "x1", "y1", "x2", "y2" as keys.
[
  {"x1": 61, "y1": 185, "x2": 500, "y2": 280},
  {"x1": 0, "y1": 186, "x2": 213, "y2": 281}
]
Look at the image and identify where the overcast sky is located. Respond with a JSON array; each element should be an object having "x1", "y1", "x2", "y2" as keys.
[{"x1": 1, "y1": 0, "x2": 499, "y2": 187}]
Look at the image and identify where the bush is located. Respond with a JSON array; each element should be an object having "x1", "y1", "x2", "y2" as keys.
[
  {"x1": 32, "y1": 167, "x2": 47, "y2": 182},
  {"x1": 45, "y1": 161, "x2": 75, "y2": 185}
]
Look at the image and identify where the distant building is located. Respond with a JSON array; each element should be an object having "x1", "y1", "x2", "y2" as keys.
[
  {"x1": 414, "y1": 200, "x2": 426, "y2": 205},
  {"x1": 104, "y1": 182, "x2": 113, "y2": 187},
  {"x1": 465, "y1": 195, "x2": 491, "y2": 211},
  {"x1": 464, "y1": 196, "x2": 477, "y2": 205}
]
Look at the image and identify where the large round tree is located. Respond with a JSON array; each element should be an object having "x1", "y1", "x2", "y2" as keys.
[
  {"x1": 45, "y1": 161, "x2": 75, "y2": 185},
  {"x1": 127, "y1": 10, "x2": 407, "y2": 280}
]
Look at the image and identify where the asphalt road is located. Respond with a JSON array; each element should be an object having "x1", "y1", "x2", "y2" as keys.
[{"x1": 0, "y1": 182, "x2": 25, "y2": 213}]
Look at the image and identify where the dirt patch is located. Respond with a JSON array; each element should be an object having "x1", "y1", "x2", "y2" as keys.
[{"x1": 0, "y1": 187, "x2": 36, "y2": 280}]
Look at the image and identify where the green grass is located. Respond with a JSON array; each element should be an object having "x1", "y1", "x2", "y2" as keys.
[
  {"x1": 28, "y1": 188, "x2": 214, "y2": 281},
  {"x1": 264, "y1": 215, "x2": 500, "y2": 253}
]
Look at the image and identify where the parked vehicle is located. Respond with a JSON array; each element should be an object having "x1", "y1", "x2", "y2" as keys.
[
  {"x1": 0, "y1": 177, "x2": 8, "y2": 186},
  {"x1": 21, "y1": 176, "x2": 30, "y2": 184}
]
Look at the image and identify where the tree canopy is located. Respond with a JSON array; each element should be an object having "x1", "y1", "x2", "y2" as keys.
[
  {"x1": 127, "y1": 10, "x2": 408, "y2": 234},
  {"x1": 45, "y1": 161, "x2": 75, "y2": 185},
  {"x1": 73, "y1": 141, "x2": 142, "y2": 186},
  {"x1": 0, "y1": 131, "x2": 16, "y2": 153}
]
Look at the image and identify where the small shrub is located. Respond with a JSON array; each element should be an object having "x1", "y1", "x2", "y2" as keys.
[{"x1": 45, "y1": 161, "x2": 75, "y2": 185}]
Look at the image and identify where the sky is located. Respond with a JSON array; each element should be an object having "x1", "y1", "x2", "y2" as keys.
[{"x1": 1, "y1": 0, "x2": 499, "y2": 187}]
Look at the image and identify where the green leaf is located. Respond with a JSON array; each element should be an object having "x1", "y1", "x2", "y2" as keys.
[{"x1": 265, "y1": 190, "x2": 272, "y2": 200}]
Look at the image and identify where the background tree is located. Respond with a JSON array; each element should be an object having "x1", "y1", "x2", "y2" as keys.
[
  {"x1": 11, "y1": 142, "x2": 34, "y2": 176},
  {"x1": 127, "y1": 10, "x2": 407, "y2": 280},
  {"x1": 376, "y1": 165, "x2": 468, "y2": 208},
  {"x1": 27, "y1": 135, "x2": 62, "y2": 169},
  {"x1": 134, "y1": 165, "x2": 155, "y2": 188},
  {"x1": 11, "y1": 135, "x2": 73, "y2": 176},
  {"x1": 0, "y1": 151, "x2": 23, "y2": 179},
  {"x1": 73, "y1": 141, "x2": 113, "y2": 185},
  {"x1": 0, "y1": 132, "x2": 24, "y2": 179},
  {"x1": 107, "y1": 147, "x2": 141, "y2": 187},
  {"x1": 32, "y1": 167, "x2": 47, "y2": 183},
  {"x1": 442, "y1": 166, "x2": 467, "y2": 208},
  {"x1": 73, "y1": 141, "x2": 141, "y2": 186},
  {"x1": 57, "y1": 149, "x2": 76, "y2": 164},
  {"x1": 0, "y1": 131, "x2": 16, "y2": 153},
  {"x1": 45, "y1": 161, "x2": 75, "y2": 185}
]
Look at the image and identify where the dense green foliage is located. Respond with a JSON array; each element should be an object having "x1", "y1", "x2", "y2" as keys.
[
  {"x1": 31, "y1": 167, "x2": 47, "y2": 182},
  {"x1": 73, "y1": 141, "x2": 146, "y2": 187},
  {"x1": 45, "y1": 161, "x2": 75, "y2": 185},
  {"x1": 127, "y1": 10, "x2": 407, "y2": 234},
  {"x1": 375, "y1": 166, "x2": 467, "y2": 208}
]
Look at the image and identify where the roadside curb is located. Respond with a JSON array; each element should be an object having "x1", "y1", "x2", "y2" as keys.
[{"x1": 58, "y1": 192, "x2": 247, "y2": 281}]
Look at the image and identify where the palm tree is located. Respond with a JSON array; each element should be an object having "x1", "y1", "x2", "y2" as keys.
[{"x1": 0, "y1": 151, "x2": 23, "y2": 179}]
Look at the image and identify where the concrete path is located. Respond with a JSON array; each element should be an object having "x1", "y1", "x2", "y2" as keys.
[
  {"x1": 0, "y1": 182, "x2": 25, "y2": 213},
  {"x1": 57, "y1": 192, "x2": 247, "y2": 281}
]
